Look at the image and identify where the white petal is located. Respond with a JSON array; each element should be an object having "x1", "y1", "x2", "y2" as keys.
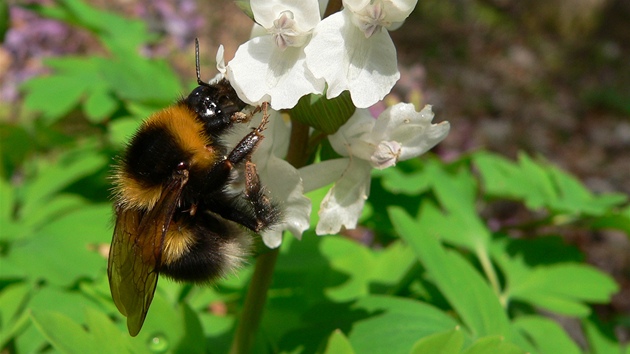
[
  {"x1": 379, "y1": 0, "x2": 418, "y2": 24},
  {"x1": 305, "y1": 10, "x2": 400, "y2": 108},
  {"x1": 252, "y1": 0, "x2": 321, "y2": 30},
  {"x1": 344, "y1": 0, "x2": 417, "y2": 25},
  {"x1": 315, "y1": 158, "x2": 372, "y2": 235},
  {"x1": 216, "y1": 45, "x2": 226, "y2": 75},
  {"x1": 260, "y1": 156, "x2": 311, "y2": 248},
  {"x1": 328, "y1": 108, "x2": 376, "y2": 158},
  {"x1": 372, "y1": 103, "x2": 450, "y2": 161},
  {"x1": 228, "y1": 36, "x2": 325, "y2": 109},
  {"x1": 299, "y1": 158, "x2": 349, "y2": 193}
]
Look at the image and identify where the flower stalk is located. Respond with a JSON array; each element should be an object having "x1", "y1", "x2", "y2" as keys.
[{"x1": 229, "y1": 117, "x2": 311, "y2": 354}]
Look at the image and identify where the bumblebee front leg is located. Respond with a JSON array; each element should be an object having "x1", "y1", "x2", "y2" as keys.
[
  {"x1": 226, "y1": 103, "x2": 269, "y2": 165},
  {"x1": 207, "y1": 104, "x2": 280, "y2": 232}
]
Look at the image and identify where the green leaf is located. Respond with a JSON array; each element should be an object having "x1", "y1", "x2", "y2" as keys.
[
  {"x1": 514, "y1": 316, "x2": 581, "y2": 354},
  {"x1": 410, "y1": 327, "x2": 464, "y2": 354},
  {"x1": 462, "y1": 335, "x2": 525, "y2": 354},
  {"x1": 84, "y1": 85, "x2": 118, "y2": 123},
  {"x1": 3, "y1": 204, "x2": 111, "y2": 285},
  {"x1": 30, "y1": 309, "x2": 98, "y2": 354},
  {"x1": 173, "y1": 303, "x2": 207, "y2": 353},
  {"x1": 21, "y1": 75, "x2": 88, "y2": 124},
  {"x1": 0, "y1": 283, "x2": 30, "y2": 329},
  {"x1": 517, "y1": 153, "x2": 558, "y2": 207},
  {"x1": 508, "y1": 264, "x2": 619, "y2": 317},
  {"x1": 0, "y1": 0, "x2": 9, "y2": 42},
  {"x1": 84, "y1": 307, "x2": 143, "y2": 354},
  {"x1": 0, "y1": 123, "x2": 33, "y2": 178},
  {"x1": 320, "y1": 237, "x2": 416, "y2": 301},
  {"x1": 108, "y1": 117, "x2": 143, "y2": 148},
  {"x1": 325, "y1": 330, "x2": 355, "y2": 354},
  {"x1": 98, "y1": 57, "x2": 181, "y2": 105},
  {"x1": 473, "y1": 152, "x2": 552, "y2": 209},
  {"x1": 292, "y1": 91, "x2": 356, "y2": 134},
  {"x1": 20, "y1": 148, "x2": 107, "y2": 220},
  {"x1": 0, "y1": 283, "x2": 31, "y2": 348},
  {"x1": 590, "y1": 207, "x2": 630, "y2": 235},
  {"x1": 0, "y1": 178, "x2": 18, "y2": 237},
  {"x1": 583, "y1": 315, "x2": 625, "y2": 354},
  {"x1": 378, "y1": 160, "x2": 431, "y2": 195},
  {"x1": 474, "y1": 151, "x2": 626, "y2": 217},
  {"x1": 349, "y1": 295, "x2": 459, "y2": 354},
  {"x1": 389, "y1": 207, "x2": 511, "y2": 339}
]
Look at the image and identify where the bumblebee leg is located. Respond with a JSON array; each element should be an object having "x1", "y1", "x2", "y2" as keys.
[
  {"x1": 207, "y1": 104, "x2": 279, "y2": 232},
  {"x1": 226, "y1": 104, "x2": 270, "y2": 165},
  {"x1": 243, "y1": 160, "x2": 278, "y2": 231}
]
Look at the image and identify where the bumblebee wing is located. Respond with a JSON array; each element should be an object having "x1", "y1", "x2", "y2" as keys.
[{"x1": 108, "y1": 175, "x2": 187, "y2": 336}]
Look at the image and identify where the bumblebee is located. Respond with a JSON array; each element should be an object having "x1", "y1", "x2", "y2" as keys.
[{"x1": 107, "y1": 39, "x2": 280, "y2": 336}]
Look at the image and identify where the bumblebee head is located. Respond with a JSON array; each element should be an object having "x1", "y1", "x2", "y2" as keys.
[{"x1": 185, "y1": 39, "x2": 247, "y2": 132}]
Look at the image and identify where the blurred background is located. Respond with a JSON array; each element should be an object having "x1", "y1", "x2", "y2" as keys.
[{"x1": 1, "y1": 0, "x2": 629, "y2": 347}]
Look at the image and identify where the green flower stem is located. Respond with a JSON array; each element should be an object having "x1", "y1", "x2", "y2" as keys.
[
  {"x1": 323, "y1": 0, "x2": 342, "y2": 18},
  {"x1": 476, "y1": 248, "x2": 502, "y2": 305},
  {"x1": 229, "y1": 247, "x2": 279, "y2": 354},
  {"x1": 229, "y1": 117, "x2": 311, "y2": 354}
]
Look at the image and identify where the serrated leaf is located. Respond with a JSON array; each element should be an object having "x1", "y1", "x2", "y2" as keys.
[
  {"x1": 389, "y1": 207, "x2": 511, "y2": 339},
  {"x1": 325, "y1": 330, "x2": 355, "y2": 354},
  {"x1": 514, "y1": 316, "x2": 581, "y2": 354},
  {"x1": 410, "y1": 327, "x2": 464, "y2": 354}
]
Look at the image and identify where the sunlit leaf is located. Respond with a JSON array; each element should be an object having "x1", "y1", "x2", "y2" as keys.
[
  {"x1": 324, "y1": 329, "x2": 355, "y2": 354},
  {"x1": 514, "y1": 316, "x2": 581, "y2": 354},
  {"x1": 410, "y1": 327, "x2": 464, "y2": 354}
]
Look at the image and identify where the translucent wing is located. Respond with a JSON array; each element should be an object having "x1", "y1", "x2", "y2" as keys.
[{"x1": 108, "y1": 175, "x2": 187, "y2": 336}]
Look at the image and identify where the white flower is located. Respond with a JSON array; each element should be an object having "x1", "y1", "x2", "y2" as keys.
[
  {"x1": 301, "y1": 103, "x2": 450, "y2": 235},
  {"x1": 209, "y1": 45, "x2": 227, "y2": 84},
  {"x1": 304, "y1": 0, "x2": 417, "y2": 108},
  {"x1": 226, "y1": 109, "x2": 311, "y2": 248},
  {"x1": 227, "y1": 0, "x2": 325, "y2": 110}
]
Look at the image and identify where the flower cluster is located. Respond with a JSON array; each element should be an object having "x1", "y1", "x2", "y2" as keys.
[
  {"x1": 228, "y1": 0, "x2": 418, "y2": 109},
  {"x1": 220, "y1": 0, "x2": 450, "y2": 248}
]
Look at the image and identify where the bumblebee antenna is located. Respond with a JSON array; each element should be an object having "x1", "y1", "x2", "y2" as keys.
[{"x1": 195, "y1": 38, "x2": 211, "y2": 87}]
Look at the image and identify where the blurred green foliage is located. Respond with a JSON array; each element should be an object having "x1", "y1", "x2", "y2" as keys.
[{"x1": 1, "y1": 0, "x2": 629, "y2": 353}]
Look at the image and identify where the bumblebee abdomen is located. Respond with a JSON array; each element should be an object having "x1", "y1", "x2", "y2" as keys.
[{"x1": 160, "y1": 212, "x2": 250, "y2": 283}]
